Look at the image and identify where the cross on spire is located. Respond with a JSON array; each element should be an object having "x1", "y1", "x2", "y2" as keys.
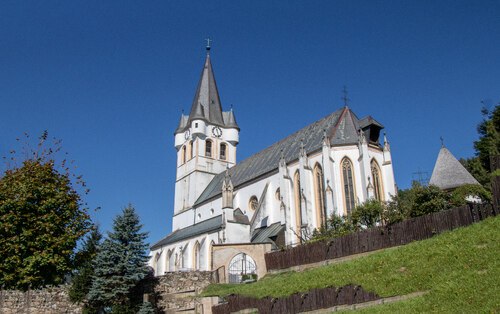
[
  {"x1": 341, "y1": 86, "x2": 350, "y2": 107},
  {"x1": 205, "y1": 38, "x2": 212, "y2": 52},
  {"x1": 440, "y1": 136, "x2": 445, "y2": 147}
]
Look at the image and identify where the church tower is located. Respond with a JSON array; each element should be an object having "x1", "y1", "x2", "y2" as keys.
[{"x1": 173, "y1": 45, "x2": 239, "y2": 229}]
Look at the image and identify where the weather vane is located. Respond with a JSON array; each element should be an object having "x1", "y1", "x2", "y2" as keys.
[{"x1": 341, "y1": 86, "x2": 350, "y2": 107}]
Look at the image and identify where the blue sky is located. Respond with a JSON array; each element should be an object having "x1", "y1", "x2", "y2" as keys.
[{"x1": 1, "y1": 1, "x2": 499, "y2": 246}]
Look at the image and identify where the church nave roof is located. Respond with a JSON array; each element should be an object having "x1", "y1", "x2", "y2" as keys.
[{"x1": 194, "y1": 106, "x2": 381, "y2": 206}]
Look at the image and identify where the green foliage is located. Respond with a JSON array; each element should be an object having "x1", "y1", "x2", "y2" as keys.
[
  {"x1": 311, "y1": 214, "x2": 355, "y2": 241},
  {"x1": 462, "y1": 104, "x2": 500, "y2": 190},
  {"x1": 351, "y1": 199, "x2": 384, "y2": 228},
  {"x1": 460, "y1": 157, "x2": 491, "y2": 189},
  {"x1": 137, "y1": 301, "x2": 156, "y2": 314},
  {"x1": 475, "y1": 104, "x2": 500, "y2": 172},
  {"x1": 409, "y1": 184, "x2": 451, "y2": 217},
  {"x1": 0, "y1": 132, "x2": 92, "y2": 289},
  {"x1": 87, "y1": 205, "x2": 149, "y2": 312},
  {"x1": 69, "y1": 227, "x2": 102, "y2": 306},
  {"x1": 449, "y1": 184, "x2": 491, "y2": 206},
  {"x1": 203, "y1": 216, "x2": 500, "y2": 313}
]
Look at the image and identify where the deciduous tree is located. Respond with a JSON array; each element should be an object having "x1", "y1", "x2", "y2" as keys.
[{"x1": 0, "y1": 132, "x2": 92, "y2": 289}]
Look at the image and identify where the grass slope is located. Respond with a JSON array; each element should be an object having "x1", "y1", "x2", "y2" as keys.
[{"x1": 203, "y1": 216, "x2": 500, "y2": 313}]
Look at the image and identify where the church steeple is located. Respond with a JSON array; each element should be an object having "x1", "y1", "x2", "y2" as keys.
[
  {"x1": 188, "y1": 53, "x2": 225, "y2": 126},
  {"x1": 172, "y1": 44, "x2": 240, "y2": 221}
]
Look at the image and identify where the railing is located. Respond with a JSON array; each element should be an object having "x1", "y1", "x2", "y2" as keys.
[
  {"x1": 265, "y1": 203, "x2": 498, "y2": 271},
  {"x1": 212, "y1": 284, "x2": 380, "y2": 314}
]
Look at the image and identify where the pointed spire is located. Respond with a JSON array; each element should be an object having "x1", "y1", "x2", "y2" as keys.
[
  {"x1": 175, "y1": 114, "x2": 189, "y2": 134},
  {"x1": 358, "y1": 129, "x2": 367, "y2": 145},
  {"x1": 223, "y1": 105, "x2": 239, "y2": 129},
  {"x1": 299, "y1": 139, "x2": 306, "y2": 157},
  {"x1": 383, "y1": 132, "x2": 390, "y2": 152},
  {"x1": 322, "y1": 129, "x2": 330, "y2": 147},
  {"x1": 279, "y1": 149, "x2": 286, "y2": 168},
  {"x1": 188, "y1": 49, "x2": 225, "y2": 126}
]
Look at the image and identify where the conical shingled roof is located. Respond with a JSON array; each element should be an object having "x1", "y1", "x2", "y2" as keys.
[
  {"x1": 429, "y1": 147, "x2": 479, "y2": 190},
  {"x1": 188, "y1": 54, "x2": 225, "y2": 126}
]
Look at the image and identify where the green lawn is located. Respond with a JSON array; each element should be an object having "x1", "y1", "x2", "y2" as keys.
[{"x1": 203, "y1": 216, "x2": 500, "y2": 313}]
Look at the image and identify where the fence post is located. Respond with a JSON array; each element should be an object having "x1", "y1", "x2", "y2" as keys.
[{"x1": 490, "y1": 155, "x2": 500, "y2": 212}]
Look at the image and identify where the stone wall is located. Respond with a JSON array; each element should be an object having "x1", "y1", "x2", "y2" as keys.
[
  {"x1": 0, "y1": 285, "x2": 82, "y2": 314},
  {"x1": 150, "y1": 271, "x2": 218, "y2": 313}
]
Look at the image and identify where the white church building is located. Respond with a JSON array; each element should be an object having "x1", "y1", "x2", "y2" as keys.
[{"x1": 149, "y1": 47, "x2": 397, "y2": 281}]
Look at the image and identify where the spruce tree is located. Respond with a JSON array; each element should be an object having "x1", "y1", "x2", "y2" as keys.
[{"x1": 87, "y1": 205, "x2": 149, "y2": 313}]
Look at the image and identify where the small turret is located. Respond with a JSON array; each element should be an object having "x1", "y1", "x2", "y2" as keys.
[{"x1": 222, "y1": 169, "x2": 234, "y2": 209}]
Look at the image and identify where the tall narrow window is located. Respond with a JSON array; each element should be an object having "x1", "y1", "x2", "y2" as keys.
[
  {"x1": 209, "y1": 240, "x2": 215, "y2": 271},
  {"x1": 313, "y1": 164, "x2": 326, "y2": 227},
  {"x1": 181, "y1": 145, "x2": 187, "y2": 164},
  {"x1": 189, "y1": 140, "x2": 194, "y2": 159},
  {"x1": 371, "y1": 160, "x2": 384, "y2": 201},
  {"x1": 341, "y1": 158, "x2": 356, "y2": 215},
  {"x1": 205, "y1": 140, "x2": 212, "y2": 157},
  {"x1": 167, "y1": 250, "x2": 173, "y2": 272},
  {"x1": 181, "y1": 246, "x2": 187, "y2": 269},
  {"x1": 193, "y1": 241, "x2": 200, "y2": 270},
  {"x1": 293, "y1": 171, "x2": 303, "y2": 241},
  {"x1": 220, "y1": 143, "x2": 227, "y2": 160}
]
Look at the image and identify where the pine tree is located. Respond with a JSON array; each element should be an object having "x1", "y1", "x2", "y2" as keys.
[{"x1": 87, "y1": 205, "x2": 149, "y2": 313}]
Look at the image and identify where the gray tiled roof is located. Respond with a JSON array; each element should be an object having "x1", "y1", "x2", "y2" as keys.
[
  {"x1": 194, "y1": 107, "x2": 366, "y2": 206},
  {"x1": 150, "y1": 215, "x2": 223, "y2": 250},
  {"x1": 175, "y1": 54, "x2": 239, "y2": 133},
  {"x1": 251, "y1": 222, "x2": 285, "y2": 244},
  {"x1": 429, "y1": 147, "x2": 479, "y2": 190}
]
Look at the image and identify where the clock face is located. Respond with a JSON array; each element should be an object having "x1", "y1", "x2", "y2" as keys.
[
  {"x1": 212, "y1": 126, "x2": 222, "y2": 138},
  {"x1": 184, "y1": 130, "x2": 191, "y2": 140}
]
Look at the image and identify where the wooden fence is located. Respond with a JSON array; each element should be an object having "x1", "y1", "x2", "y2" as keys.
[
  {"x1": 211, "y1": 284, "x2": 380, "y2": 314},
  {"x1": 265, "y1": 203, "x2": 498, "y2": 271}
]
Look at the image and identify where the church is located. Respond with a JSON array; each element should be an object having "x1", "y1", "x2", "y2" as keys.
[{"x1": 149, "y1": 46, "x2": 397, "y2": 282}]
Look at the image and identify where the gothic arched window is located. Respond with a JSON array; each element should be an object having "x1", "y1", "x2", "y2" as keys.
[
  {"x1": 181, "y1": 145, "x2": 187, "y2": 164},
  {"x1": 209, "y1": 240, "x2": 215, "y2": 271},
  {"x1": 313, "y1": 164, "x2": 326, "y2": 227},
  {"x1": 220, "y1": 143, "x2": 227, "y2": 160},
  {"x1": 167, "y1": 250, "x2": 174, "y2": 272},
  {"x1": 293, "y1": 171, "x2": 303, "y2": 241},
  {"x1": 205, "y1": 140, "x2": 213, "y2": 157},
  {"x1": 174, "y1": 253, "x2": 179, "y2": 271},
  {"x1": 341, "y1": 158, "x2": 356, "y2": 215},
  {"x1": 371, "y1": 159, "x2": 384, "y2": 201},
  {"x1": 193, "y1": 241, "x2": 201, "y2": 270},
  {"x1": 189, "y1": 140, "x2": 194, "y2": 160},
  {"x1": 181, "y1": 246, "x2": 188, "y2": 269}
]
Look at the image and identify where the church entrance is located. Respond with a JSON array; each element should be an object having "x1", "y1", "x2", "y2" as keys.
[{"x1": 228, "y1": 253, "x2": 257, "y2": 283}]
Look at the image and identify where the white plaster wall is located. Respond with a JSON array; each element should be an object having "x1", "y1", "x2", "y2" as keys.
[
  {"x1": 149, "y1": 231, "x2": 223, "y2": 274},
  {"x1": 225, "y1": 222, "x2": 251, "y2": 243}
]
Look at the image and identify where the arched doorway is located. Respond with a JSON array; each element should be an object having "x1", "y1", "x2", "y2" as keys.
[{"x1": 228, "y1": 253, "x2": 257, "y2": 283}]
